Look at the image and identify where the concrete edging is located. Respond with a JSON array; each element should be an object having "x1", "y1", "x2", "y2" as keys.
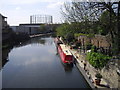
[
  {"x1": 75, "y1": 62, "x2": 96, "y2": 89},
  {"x1": 67, "y1": 47, "x2": 96, "y2": 89}
]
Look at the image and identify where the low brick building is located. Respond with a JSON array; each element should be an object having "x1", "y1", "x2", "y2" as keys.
[
  {"x1": 91, "y1": 35, "x2": 112, "y2": 49},
  {"x1": 77, "y1": 34, "x2": 112, "y2": 54},
  {"x1": 78, "y1": 35, "x2": 91, "y2": 46}
]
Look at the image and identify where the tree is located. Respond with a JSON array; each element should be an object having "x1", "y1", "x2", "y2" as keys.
[
  {"x1": 61, "y1": 2, "x2": 103, "y2": 35},
  {"x1": 88, "y1": 1, "x2": 120, "y2": 54},
  {"x1": 56, "y1": 23, "x2": 83, "y2": 43},
  {"x1": 61, "y1": 1, "x2": 120, "y2": 54},
  {"x1": 39, "y1": 25, "x2": 46, "y2": 33},
  {"x1": 99, "y1": 10, "x2": 111, "y2": 35},
  {"x1": 61, "y1": 2, "x2": 101, "y2": 22}
]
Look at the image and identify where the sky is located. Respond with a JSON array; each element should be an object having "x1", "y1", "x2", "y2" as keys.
[
  {"x1": 0, "y1": 0, "x2": 70, "y2": 26},
  {"x1": 0, "y1": 0, "x2": 118, "y2": 26}
]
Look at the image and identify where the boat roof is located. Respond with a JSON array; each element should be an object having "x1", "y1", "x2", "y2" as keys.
[{"x1": 59, "y1": 44, "x2": 72, "y2": 55}]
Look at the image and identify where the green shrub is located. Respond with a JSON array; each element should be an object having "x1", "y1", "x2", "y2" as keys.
[
  {"x1": 86, "y1": 52, "x2": 111, "y2": 69},
  {"x1": 95, "y1": 73, "x2": 102, "y2": 79},
  {"x1": 91, "y1": 45, "x2": 97, "y2": 52}
]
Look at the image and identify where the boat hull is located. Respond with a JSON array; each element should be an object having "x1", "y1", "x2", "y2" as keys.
[
  {"x1": 57, "y1": 45, "x2": 73, "y2": 64},
  {"x1": 54, "y1": 37, "x2": 63, "y2": 47}
]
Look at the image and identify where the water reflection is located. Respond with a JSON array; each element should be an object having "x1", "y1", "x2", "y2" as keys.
[
  {"x1": 38, "y1": 39, "x2": 45, "y2": 45},
  {"x1": 2, "y1": 49, "x2": 11, "y2": 69},
  {"x1": 2, "y1": 36, "x2": 90, "y2": 88},
  {"x1": 2, "y1": 36, "x2": 48, "y2": 69},
  {"x1": 62, "y1": 64, "x2": 73, "y2": 72},
  {"x1": 14, "y1": 36, "x2": 47, "y2": 48}
]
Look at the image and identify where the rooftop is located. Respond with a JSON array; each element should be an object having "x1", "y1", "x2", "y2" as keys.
[
  {"x1": 0, "y1": 14, "x2": 7, "y2": 18},
  {"x1": 60, "y1": 44, "x2": 72, "y2": 55}
]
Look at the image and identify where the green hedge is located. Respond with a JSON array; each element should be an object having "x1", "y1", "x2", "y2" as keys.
[{"x1": 86, "y1": 52, "x2": 111, "y2": 69}]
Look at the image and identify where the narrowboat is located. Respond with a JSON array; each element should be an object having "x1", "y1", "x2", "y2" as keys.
[
  {"x1": 54, "y1": 37, "x2": 63, "y2": 47},
  {"x1": 58, "y1": 44, "x2": 73, "y2": 64}
]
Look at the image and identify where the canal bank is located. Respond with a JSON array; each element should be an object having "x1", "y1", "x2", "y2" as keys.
[
  {"x1": 68, "y1": 47, "x2": 109, "y2": 89},
  {"x1": 66, "y1": 45, "x2": 119, "y2": 89},
  {"x1": 30, "y1": 33, "x2": 53, "y2": 38}
]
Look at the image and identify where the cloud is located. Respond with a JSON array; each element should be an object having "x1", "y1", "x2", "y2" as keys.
[
  {"x1": 47, "y1": 2, "x2": 64, "y2": 8},
  {"x1": 0, "y1": 0, "x2": 66, "y2": 5},
  {"x1": 0, "y1": 0, "x2": 64, "y2": 25},
  {"x1": 15, "y1": 7, "x2": 21, "y2": 10}
]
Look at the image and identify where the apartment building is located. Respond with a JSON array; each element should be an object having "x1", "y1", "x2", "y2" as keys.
[{"x1": 0, "y1": 13, "x2": 8, "y2": 31}]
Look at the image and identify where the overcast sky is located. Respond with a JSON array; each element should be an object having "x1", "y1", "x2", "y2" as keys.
[{"x1": 0, "y1": 0, "x2": 70, "y2": 26}]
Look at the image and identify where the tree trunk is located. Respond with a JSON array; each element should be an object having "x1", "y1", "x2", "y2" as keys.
[{"x1": 117, "y1": 2, "x2": 120, "y2": 54}]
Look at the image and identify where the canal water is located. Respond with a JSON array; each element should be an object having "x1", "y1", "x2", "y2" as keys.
[{"x1": 2, "y1": 36, "x2": 90, "y2": 88}]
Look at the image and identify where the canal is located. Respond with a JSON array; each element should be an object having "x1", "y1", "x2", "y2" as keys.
[{"x1": 2, "y1": 36, "x2": 90, "y2": 88}]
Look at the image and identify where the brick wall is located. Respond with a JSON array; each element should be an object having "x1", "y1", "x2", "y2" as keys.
[
  {"x1": 91, "y1": 35, "x2": 112, "y2": 49},
  {"x1": 78, "y1": 34, "x2": 112, "y2": 51}
]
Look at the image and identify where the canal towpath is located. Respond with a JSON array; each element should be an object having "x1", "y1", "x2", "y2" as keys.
[
  {"x1": 67, "y1": 45, "x2": 110, "y2": 89},
  {"x1": 59, "y1": 37, "x2": 110, "y2": 89}
]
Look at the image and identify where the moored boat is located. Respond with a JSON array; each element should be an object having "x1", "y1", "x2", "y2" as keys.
[
  {"x1": 54, "y1": 37, "x2": 63, "y2": 47},
  {"x1": 58, "y1": 44, "x2": 73, "y2": 64}
]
